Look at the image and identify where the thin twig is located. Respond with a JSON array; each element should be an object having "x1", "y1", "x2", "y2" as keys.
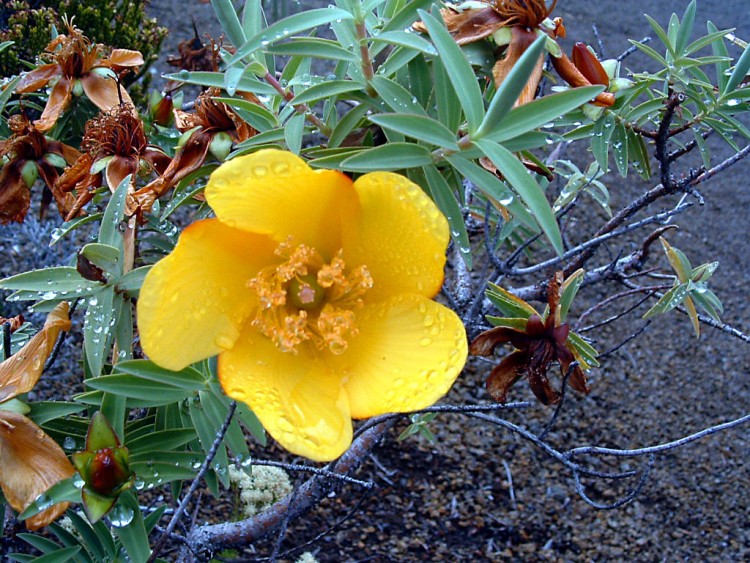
[{"x1": 148, "y1": 401, "x2": 238, "y2": 562}]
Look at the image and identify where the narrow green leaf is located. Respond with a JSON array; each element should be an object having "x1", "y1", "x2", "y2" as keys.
[
  {"x1": 423, "y1": 165, "x2": 472, "y2": 268},
  {"x1": 284, "y1": 113, "x2": 305, "y2": 154},
  {"x1": 474, "y1": 36, "x2": 546, "y2": 139},
  {"x1": 229, "y1": 8, "x2": 354, "y2": 64},
  {"x1": 643, "y1": 284, "x2": 689, "y2": 318},
  {"x1": 127, "y1": 429, "x2": 197, "y2": 454},
  {"x1": 644, "y1": 14, "x2": 676, "y2": 57},
  {"x1": 98, "y1": 175, "x2": 129, "y2": 248},
  {"x1": 26, "y1": 547, "x2": 82, "y2": 563},
  {"x1": 87, "y1": 375, "x2": 197, "y2": 403},
  {"x1": 267, "y1": 38, "x2": 359, "y2": 61},
  {"x1": 489, "y1": 86, "x2": 604, "y2": 143},
  {"x1": 371, "y1": 31, "x2": 437, "y2": 55},
  {"x1": 591, "y1": 113, "x2": 616, "y2": 173},
  {"x1": 80, "y1": 243, "x2": 120, "y2": 276},
  {"x1": 611, "y1": 123, "x2": 629, "y2": 177},
  {"x1": 0, "y1": 75, "x2": 21, "y2": 114},
  {"x1": 112, "y1": 360, "x2": 207, "y2": 390},
  {"x1": 340, "y1": 143, "x2": 433, "y2": 171},
  {"x1": 84, "y1": 288, "x2": 115, "y2": 378},
  {"x1": 370, "y1": 75, "x2": 427, "y2": 115},
  {"x1": 328, "y1": 104, "x2": 369, "y2": 147},
  {"x1": 28, "y1": 402, "x2": 85, "y2": 425},
  {"x1": 567, "y1": 332, "x2": 600, "y2": 367},
  {"x1": 115, "y1": 266, "x2": 150, "y2": 297},
  {"x1": 708, "y1": 22, "x2": 731, "y2": 92},
  {"x1": 417, "y1": 9, "x2": 484, "y2": 133},
  {"x1": 723, "y1": 41, "x2": 750, "y2": 94},
  {"x1": 675, "y1": 0, "x2": 696, "y2": 54},
  {"x1": 0, "y1": 267, "x2": 96, "y2": 294},
  {"x1": 369, "y1": 114, "x2": 459, "y2": 149},
  {"x1": 559, "y1": 269, "x2": 585, "y2": 321},
  {"x1": 113, "y1": 492, "x2": 151, "y2": 562},
  {"x1": 163, "y1": 71, "x2": 278, "y2": 96},
  {"x1": 475, "y1": 139, "x2": 564, "y2": 255},
  {"x1": 485, "y1": 283, "x2": 538, "y2": 318},
  {"x1": 291, "y1": 80, "x2": 363, "y2": 105},
  {"x1": 211, "y1": 0, "x2": 246, "y2": 48},
  {"x1": 18, "y1": 477, "x2": 81, "y2": 520}
]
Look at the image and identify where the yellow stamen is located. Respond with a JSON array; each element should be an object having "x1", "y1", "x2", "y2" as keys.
[{"x1": 247, "y1": 239, "x2": 373, "y2": 355}]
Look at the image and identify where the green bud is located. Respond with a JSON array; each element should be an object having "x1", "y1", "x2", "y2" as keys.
[
  {"x1": 72, "y1": 79, "x2": 85, "y2": 97},
  {"x1": 209, "y1": 131, "x2": 233, "y2": 162},
  {"x1": 20, "y1": 160, "x2": 38, "y2": 187}
]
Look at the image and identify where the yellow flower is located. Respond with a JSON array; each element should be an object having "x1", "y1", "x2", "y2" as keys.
[
  {"x1": 137, "y1": 149, "x2": 468, "y2": 461},
  {"x1": 0, "y1": 303, "x2": 76, "y2": 530}
]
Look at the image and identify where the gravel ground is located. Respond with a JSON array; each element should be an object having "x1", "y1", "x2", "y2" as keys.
[{"x1": 2, "y1": 1, "x2": 749, "y2": 561}]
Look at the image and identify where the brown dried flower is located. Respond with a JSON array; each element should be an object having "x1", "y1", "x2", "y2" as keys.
[
  {"x1": 0, "y1": 114, "x2": 79, "y2": 223},
  {"x1": 14, "y1": 22, "x2": 143, "y2": 131}
]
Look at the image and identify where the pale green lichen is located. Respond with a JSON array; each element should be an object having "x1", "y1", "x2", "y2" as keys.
[{"x1": 228, "y1": 464, "x2": 292, "y2": 517}]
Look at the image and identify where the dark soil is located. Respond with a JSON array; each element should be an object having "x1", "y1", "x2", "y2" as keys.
[{"x1": 3, "y1": 1, "x2": 750, "y2": 561}]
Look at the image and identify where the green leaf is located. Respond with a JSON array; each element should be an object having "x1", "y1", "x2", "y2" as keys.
[
  {"x1": 127, "y1": 429, "x2": 197, "y2": 454},
  {"x1": 371, "y1": 31, "x2": 436, "y2": 55},
  {"x1": 163, "y1": 71, "x2": 278, "y2": 96},
  {"x1": 591, "y1": 113, "x2": 616, "y2": 173},
  {"x1": 488, "y1": 86, "x2": 605, "y2": 143},
  {"x1": 115, "y1": 266, "x2": 150, "y2": 297},
  {"x1": 643, "y1": 283, "x2": 689, "y2": 318},
  {"x1": 328, "y1": 104, "x2": 369, "y2": 148},
  {"x1": 661, "y1": 238, "x2": 692, "y2": 282},
  {"x1": 474, "y1": 36, "x2": 546, "y2": 140},
  {"x1": 485, "y1": 283, "x2": 538, "y2": 318},
  {"x1": 18, "y1": 477, "x2": 81, "y2": 520},
  {"x1": 241, "y1": 0, "x2": 263, "y2": 38},
  {"x1": 291, "y1": 80, "x2": 363, "y2": 105},
  {"x1": 644, "y1": 14, "x2": 676, "y2": 58},
  {"x1": 691, "y1": 261, "x2": 719, "y2": 282},
  {"x1": 723, "y1": 40, "x2": 750, "y2": 95},
  {"x1": 340, "y1": 143, "x2": 433, "y2": 171},
  {"x1": 49, "y1": 213, "x2": 103, "y2": 246},
  {"x1": 86, "y1": 375, "x2": 197, "y2": 404},
  {"x1": 417, "y1": 9, "x2": 484, "y2": 133},
  {"x1": 708, "y1": 22, "x2": 731, "y2": 93},
  {"x1": 112, "y1": 360, "x2": 208, "y2": 390},
  {"x1": 267, "y1": 38, "x2": 359, "y2": 61},
  {"x1": 0, "y1": 267, "x2": 100, "y2": 297},
  {"x1": 370, "y1": 75, "x2": 427, "y2": 116},
  {"x1": 98, "y1": 175, "x2": 129, "y2": 248},
  {"x1": 559, "y1": 269, "x2": 585, "y2": 322},
  {"x1": 611, "y1": 123, "x2": 629, "y2": 177},
  {"x1": 567, "y1": 332, "x2": 600, "y2": 368},
  {"x1": 28, "y1": 402, "x2": 85, "y2": 425},
  {"x1": 0, "y1": 75, "x2": 21, "y2": 115},
  {"x1": 627, "y1": 128, "x2": 652, "y2": 180},
  {"x1": 229, "y1": 8, "x2": 354, "y2": 64},
  {"x1": 214, "y1": 97, "x2": 279, "y2": 129},
  {"x1": 113, "y1": 491, "x2": 151, "y2": 562},
  {"x1": 235, "y1": 401, "x2": 266, "y2": 445},
  {"x1": 475, "y1": 139, "x2": 564, "y2": 255},
  {"x1": 211, "y1": 0, "x2": 246, "y2": 48},
  {"x1": 16, "y1": 534, "x2": 61, "y2": 556},
  {"x1": 485, "y1": 316, "x2": 528, "y2": 330},
  {"x1": 369, "y1": 114, "x2": 459, "y2": 150},
  {"x1": 283, "y1": 113, "x2": 305, "y2": 154},
  {"x1": 675, "y1": 0, "x2": 696, "y2": 54},
  {"x1": 445, "y1": 155, "x2": 536, "y2": 230},
  {"x1": 83, "y1": 287, "x2": 114, "y2": 378},
  {"x1": 190, "y1": 393, "x2": 230, "y2": 490},
  {"x1": 423, "y1": 165, "x2": 472, "y2": 268},
  {"x1": 80, "y1": 243, "x2": 120, "y2": 276},
  {"x1": 25, "y1": 547, "x2": 82, "y2": 563}
]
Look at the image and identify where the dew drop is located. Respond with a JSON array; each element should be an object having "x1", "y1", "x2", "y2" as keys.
[{"x1": 108, "y1": 504, "x2": 134, "y2": 528}]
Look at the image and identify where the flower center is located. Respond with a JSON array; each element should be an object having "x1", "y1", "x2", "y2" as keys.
[{"x1": 248, "y1": 238, "x2": 373, "y2": 355}]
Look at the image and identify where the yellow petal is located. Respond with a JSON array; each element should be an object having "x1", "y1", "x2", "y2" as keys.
[
  {"x1": 205, "y1": 150, "x2": 357, "y2": 259},
  {"x1": 0, "y1": 411, "x2": 75, "y2": 530},
  {"x1": 218, "y1": 327, "x2": 352, "y2": 462},
  {"x1": 334, "y1": 294, "x2": 467, "y2": 418},
  {"x1": 138, "y1": 219, "x2": 277, "y2": 371},
  {"x1": 343, "y1": 172, "x2": 449, "y2": 301},
  {"x1": 0, "y1": 302, "x2": 70, "y2": 403}
]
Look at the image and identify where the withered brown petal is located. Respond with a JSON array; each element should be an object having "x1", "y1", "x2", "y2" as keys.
[
  {"x1": 0, "y1": 302, "x2": 71, "y2": 403},
  {"x1": 440, "y1": 6, "x2": 505, "y2": 45},
  {"x1": 550, "y1": 323, "x2": 570, "y2": 345},
  {"x1": 56, "y1": 153, "x2": 94, "y2": 194},
  {"x1": 142, "y1": 147, "x2": 172, "y2": 175},
  {"x1": 46, "y1": 140, "x2": 83, "y2": 166},
  {"x1": 527, "y1": 361, "x2": 561, "y2": 405},
  {"x1": 105, "y1": 155, "x2": 137, "y2": 192},
  {"x1": 107, "y1": 49, "x2": 145, "y2": 68},
  {"x1": 0, "y1": 410, "x2": 76, "y2": 530},
  {"x1": 492, "y1": 26, "x2": 543, "y2": 105},
  {"x1": 525, "y1": 314, "x2": 546, "y2": 337},
  {"x1": 486, "y1": 351, "x2": 527, "y2": 403},
  {"x1": 15, "y1": 64, "x2": 62, "y2": 94},
  {"x1": 559, "y1": 344, "x2": 590, "y2": 394},
  {"x1": 80, "y1": 73, "x2": 133, "y2": 114},
  {"x1": 0, "y1": 162, "x2": 31, "y2": 224},
  {"x1": 34, "y1": 76, "x2": 73, "y2": 132},
  {"x1": 469, "y1": 326, "x2": 518, "y2": 356}
]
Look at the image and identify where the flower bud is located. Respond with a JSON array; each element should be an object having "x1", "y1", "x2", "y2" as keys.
[
  {"x1": 571, "y1": 43, "x2": 609, "y2": 87},
  {"x1": 72, "y1": 79, "x2": 85, "y2": 97},
  {"x1": 209, "y1": 131, "x2": 233, "y2": 162},
  {"x1": 149, "y1": 91, "x2": 174, "y2": 127},
  {"x1": 20, "y1": 161, "x2": 39, "y2": 187}
]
